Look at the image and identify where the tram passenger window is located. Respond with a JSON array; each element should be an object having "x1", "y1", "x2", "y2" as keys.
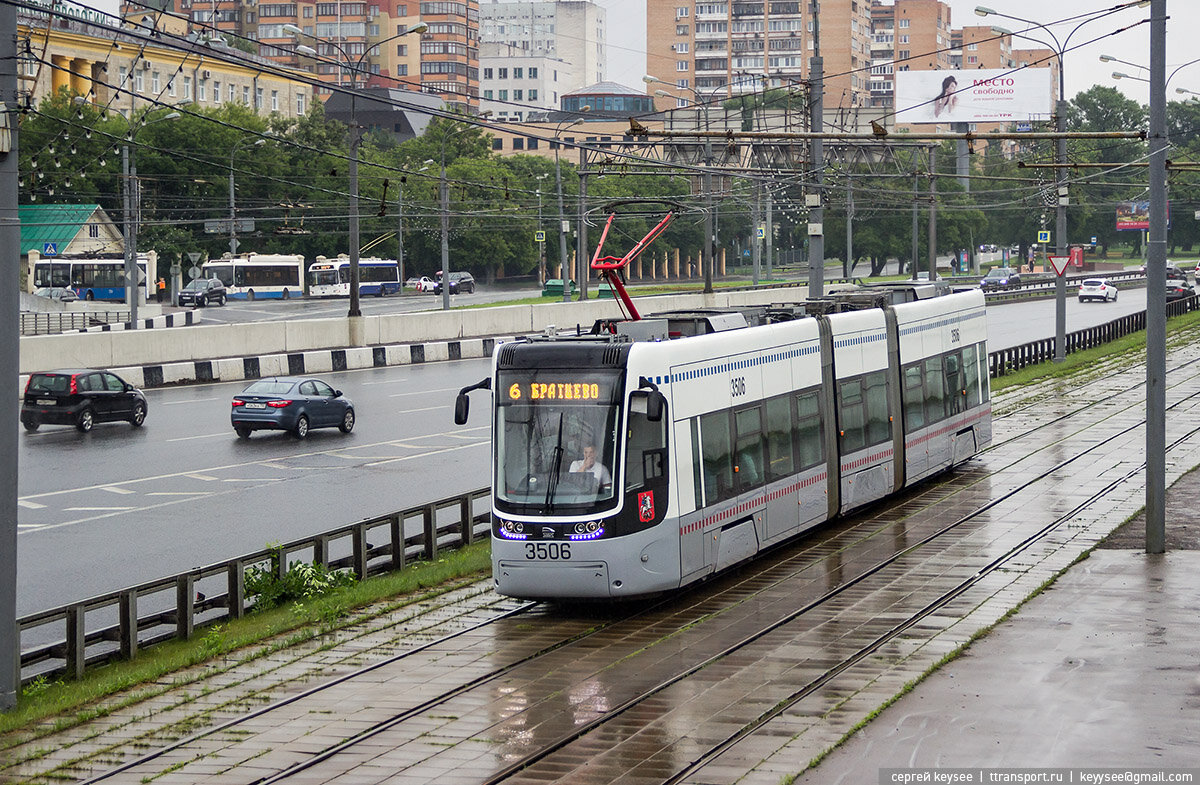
[
  {"x1": 839, "y1": 378, "x2": 866, "y2": 453},
  {"x1": 864, "y1": 370, "x2": 890, "y2": 446},
  {"x1": 902, "y1": 364, "x2": 925, "y2": 432},
  {"x1": 764, "y1": 397, "x2": 794, "y2": 481},
  {"x1": 976, "y1": 342, "x2": 990, "y2": 403},
  {"x1": 945, "y1": 353, "x2": 963, "y2": 414},
  {"x1": 699, "y1": 411, "x2": 734, "y2": 503},
  {"x1": 962, "y1": 345, "x2": 980, "y2": 408},
  {"x1": 924, "y1": 356, "x2": 946, "y2": 424},
  {"x1": 794, "y1": 391, "x2": 824, "y2": 469},
  {"x1": 734, "y1": 407, "x2": 764, "y2": 491}
]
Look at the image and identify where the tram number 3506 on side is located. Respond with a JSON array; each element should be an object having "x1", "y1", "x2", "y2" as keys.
[
  {"x1": 526, "y1": 543, "x2": 572, "y2": 560},
  {"x1": 731, "y1": 376, "x2": 747, "y2": 397}
]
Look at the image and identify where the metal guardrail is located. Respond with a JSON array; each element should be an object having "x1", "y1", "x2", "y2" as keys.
[
  {"x1": 17, "y1": 288, "x2": 1195, "y2": 686},
  {"x1": 19, "y1": 311, "x2": 133, "y2": 336},
  {"x1": 18, "y1": 489, "x2": 490, "y2": 684}
]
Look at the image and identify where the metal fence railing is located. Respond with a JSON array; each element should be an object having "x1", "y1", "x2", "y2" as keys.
[
  {"x1": 19, "y1": 311, "x2": 132, "y2": 336},
  {"x1": 18, "y1": 488, "x2": 491, "y2": 685},
  {"x1": 988, "y1": 294, "x2": 1200, "y2": 378}
]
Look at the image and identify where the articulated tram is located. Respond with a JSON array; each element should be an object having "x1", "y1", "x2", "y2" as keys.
[{"x1": 455, "y1": 286, "x2": 991, "y2": 600}]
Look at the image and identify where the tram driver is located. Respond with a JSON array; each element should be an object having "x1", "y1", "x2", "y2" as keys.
[{"x1": 569, "y1": 444, "x2": 612, "y2": 487}]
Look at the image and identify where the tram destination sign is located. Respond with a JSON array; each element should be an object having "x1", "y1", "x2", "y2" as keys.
[{"x1": 506, "y1": 380, "x2": 609, "y2": 402}]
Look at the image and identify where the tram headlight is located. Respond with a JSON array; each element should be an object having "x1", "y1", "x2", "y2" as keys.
[
  {"x1": 497, "y1": 519, "x2": 528, "y2": 539},
  {"x1": 586, "y1": 520, "x2": 601, "y2": 533}
]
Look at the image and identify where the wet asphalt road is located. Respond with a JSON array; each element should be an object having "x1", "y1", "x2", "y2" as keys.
[{"x1": 15, "y1": 284, "x2": 1161, "y2": 614}]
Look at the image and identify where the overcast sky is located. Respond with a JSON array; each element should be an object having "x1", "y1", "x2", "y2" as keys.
[{"x1": 597, "y1": 0, "x2": 1196, "y2": 105}]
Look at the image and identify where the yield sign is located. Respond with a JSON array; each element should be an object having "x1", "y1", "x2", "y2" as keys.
[{"x1": 1049, "y1": 256, "x2": 1071, "y2": 276}]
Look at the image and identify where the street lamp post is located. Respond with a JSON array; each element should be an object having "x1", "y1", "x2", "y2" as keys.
[
  {"x1": 228, "y1": 136, "x2": 267, "y2": 255},
  {"x1": 977, "y1": 2, "x2": 1147, "y2": 363},
  {"x1": 122, "y1": 109, "x2": 180, "y2": 326},
  {"x1": 646, "y1": 75, "x2": 717, "y2": 293},
  {"x1": 287, "y1": 21, "x2": 427, "y2": 318}
]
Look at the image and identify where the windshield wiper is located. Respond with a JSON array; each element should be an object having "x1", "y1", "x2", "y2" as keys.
[{"x1": 543, "y1": 413, "x2": 565, "y2": 512}]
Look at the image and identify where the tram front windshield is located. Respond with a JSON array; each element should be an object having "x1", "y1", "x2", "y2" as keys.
[{"x1": 496, "y1": 369, "x2": 623, "y2": 514}]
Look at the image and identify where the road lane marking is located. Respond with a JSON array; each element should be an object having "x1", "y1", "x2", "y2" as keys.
[
  {"x1": 17, "y1": 500, "x2": 46, "y2": 509},
  {"x1": 145, "y1": 492, "x2": 210, "y2": 496},
  {"x1": 167, "y1": 433, "x2": 230, "y2": 442},
  {"x1": 101, "y1": 486, "x2": 135, "y2": 495},
  {"x1": 220, "y1": 478, "x2": 285, "y2": 483},
  {"x1": 19, "y1": 428, "x2": 491, "y2": 504},
  {"x1": 64, "y1": 506, "x2": 136, "y2": 511},
  {"x1": 364, "y1": 440, "x2": 483, "y2": 467},
  {"x1": 186, "y1": 473, "x2": 220, "y2": 481},
  {"x1": 387, "y1": 386, "x2": 463, "y2": 398},
  {"x1": 162, "y1": 398, "x2": 221, "y2": 405}
]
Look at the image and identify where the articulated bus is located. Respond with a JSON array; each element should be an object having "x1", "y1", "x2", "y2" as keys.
[
  {"x1": 307, "y1": 256, "x2": 402, "y2": 298},
  {"x1": 32, "y1": 256, "x2": 152, "y2": 301},
  {"x1": 202, "y1": 254, "x2": 304, "y2": 300},
  {"x1": 455, "y1": 286, "x2": 991, "y2": 601}
]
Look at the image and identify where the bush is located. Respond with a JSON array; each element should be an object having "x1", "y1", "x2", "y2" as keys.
[{"x1": 244, "y1": 550, "x2": 358, "y2": 611}]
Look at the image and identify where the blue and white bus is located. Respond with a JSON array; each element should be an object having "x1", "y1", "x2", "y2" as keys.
[
  {"x1": 202, "y1": 254, "x2": 304, "y2": 300},
  {"x1": 32, "y1": 256, "x2": 153, "y2": 302},
  {"x1": 307, "y1": 256, "x2": 402, "y2": 298}
]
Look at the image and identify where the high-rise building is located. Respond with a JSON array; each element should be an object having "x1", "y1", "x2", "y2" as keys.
[
  {"x1": 478, "y1": 1, "x2": 605, "y2": 122},
  {"x1": 645, "y1": 0, "x2": 872, "y2": 113},
  {"x1": 867, "y1": 0, "x2": 953, "y2": 110}
]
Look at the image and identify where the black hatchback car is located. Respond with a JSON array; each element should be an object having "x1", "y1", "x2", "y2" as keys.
[
  {"x1": 231, "y1": 377, "x2": 355, "y2": 439},
  {"x1": 21, "y1": 369, "x2": 148, "y2": 433},
  {"x1": 177, "y1": 277, "x2": 227, "y2": 307},
  {"x1": 434, "y1": 271, "x2": 476, "y2": 295}
]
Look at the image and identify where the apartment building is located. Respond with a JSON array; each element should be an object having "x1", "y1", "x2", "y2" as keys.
[
  {"x1": 645, "y1": 0, "x2": 872, "y2": 114},
  {"x1": 477, "y1": 1, "x2": 604, "y2": 122},
  {"x1": 479, "y1": 48, "x2": 577, "y2": 121},
  {"x1": 122, "y1": 0, "x2": 477, "y2": 111},
  {"x1": 20, "y1": 5, "x2": 311, "y2": 119},
  {"x1": 867, "y1": 0, "x2": 952, "y2": 110}
]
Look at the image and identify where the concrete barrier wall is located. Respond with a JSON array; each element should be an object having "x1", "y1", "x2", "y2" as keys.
[{"x1": 20, "y1": 286, "x2": 807, "y2": 377}]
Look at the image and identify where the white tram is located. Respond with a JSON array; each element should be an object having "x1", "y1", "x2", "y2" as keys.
[{"x1": 455, "y1": 287, "x2": 991, "y2": 600}]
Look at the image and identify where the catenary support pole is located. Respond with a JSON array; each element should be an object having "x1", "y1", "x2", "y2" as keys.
[
  {"x1": 1146, "y1": 0, "x2": 1167, "y2": 553},
  {"x1": 912, "y1": 168, "x2": 919, "y2": 280},
  {"x1": 928, "y1": 146, "x2": 937, "y2": 280},
  {"x1": 845, "y1": 176, "x2": 853, "y2": 279},
  {"x1": 1, "y1": 0, "x2": 20, "y2": 710},
  {"x1": 578, "y1": 145, "x2": 588, "y2": 301},
  {"x1": 807, "y1": 33, "x2": 824, "y2": 299},
  {"x1": 765, "y1": 187, "x2": 773, "y2": 279},
  {"x1": 1054, "y1": 97, "x2": 1068, "y2": 363}
]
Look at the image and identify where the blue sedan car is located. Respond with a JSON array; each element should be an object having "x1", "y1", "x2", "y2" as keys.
[{"x1": 231, "y1": 377, "x2": 355, "y2": 439}]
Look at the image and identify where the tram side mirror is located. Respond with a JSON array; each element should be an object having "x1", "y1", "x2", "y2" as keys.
[
  {"x1": 646, "y1": 391, "x2": 664, "y2": 422},
  {"x1": 454, "y1": 377, "x2": 492, "y2": 426},
  {"x1": 631, "y1": 390, "x2": 665, "y2": 422}
]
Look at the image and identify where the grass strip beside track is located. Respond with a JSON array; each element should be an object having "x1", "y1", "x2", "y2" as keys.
[{"x1": 0, "y1": 543, "x2": 492, "y2": 740}]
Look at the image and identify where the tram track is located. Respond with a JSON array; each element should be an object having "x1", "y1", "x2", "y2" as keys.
[
  {"x1": 54, "y1": 349, "x2": 1200, "y2": 785},
  {"x1": 190, "y1": 365, "x2": 1200, "y2": 785}
]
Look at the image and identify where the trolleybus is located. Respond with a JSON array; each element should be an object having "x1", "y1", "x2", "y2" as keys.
[
  {"x1": 202, "y1": 254, "x2": 304, "y2": 300},
  {"x1": 32, "y1": 256, "x2": 153, "y2": 302},
  {"x1": 307, "y1": 256, "x2": 402, "y2": 298}
]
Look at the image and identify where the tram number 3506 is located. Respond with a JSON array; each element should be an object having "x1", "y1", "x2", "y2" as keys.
[{"x1": 525, "y1": 542, "x2": 572, "y2": 560}]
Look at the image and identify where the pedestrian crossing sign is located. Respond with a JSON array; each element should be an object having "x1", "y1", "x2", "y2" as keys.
[{"x1": 535, "y1": 230, "x2": 546, "y2": 243}]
